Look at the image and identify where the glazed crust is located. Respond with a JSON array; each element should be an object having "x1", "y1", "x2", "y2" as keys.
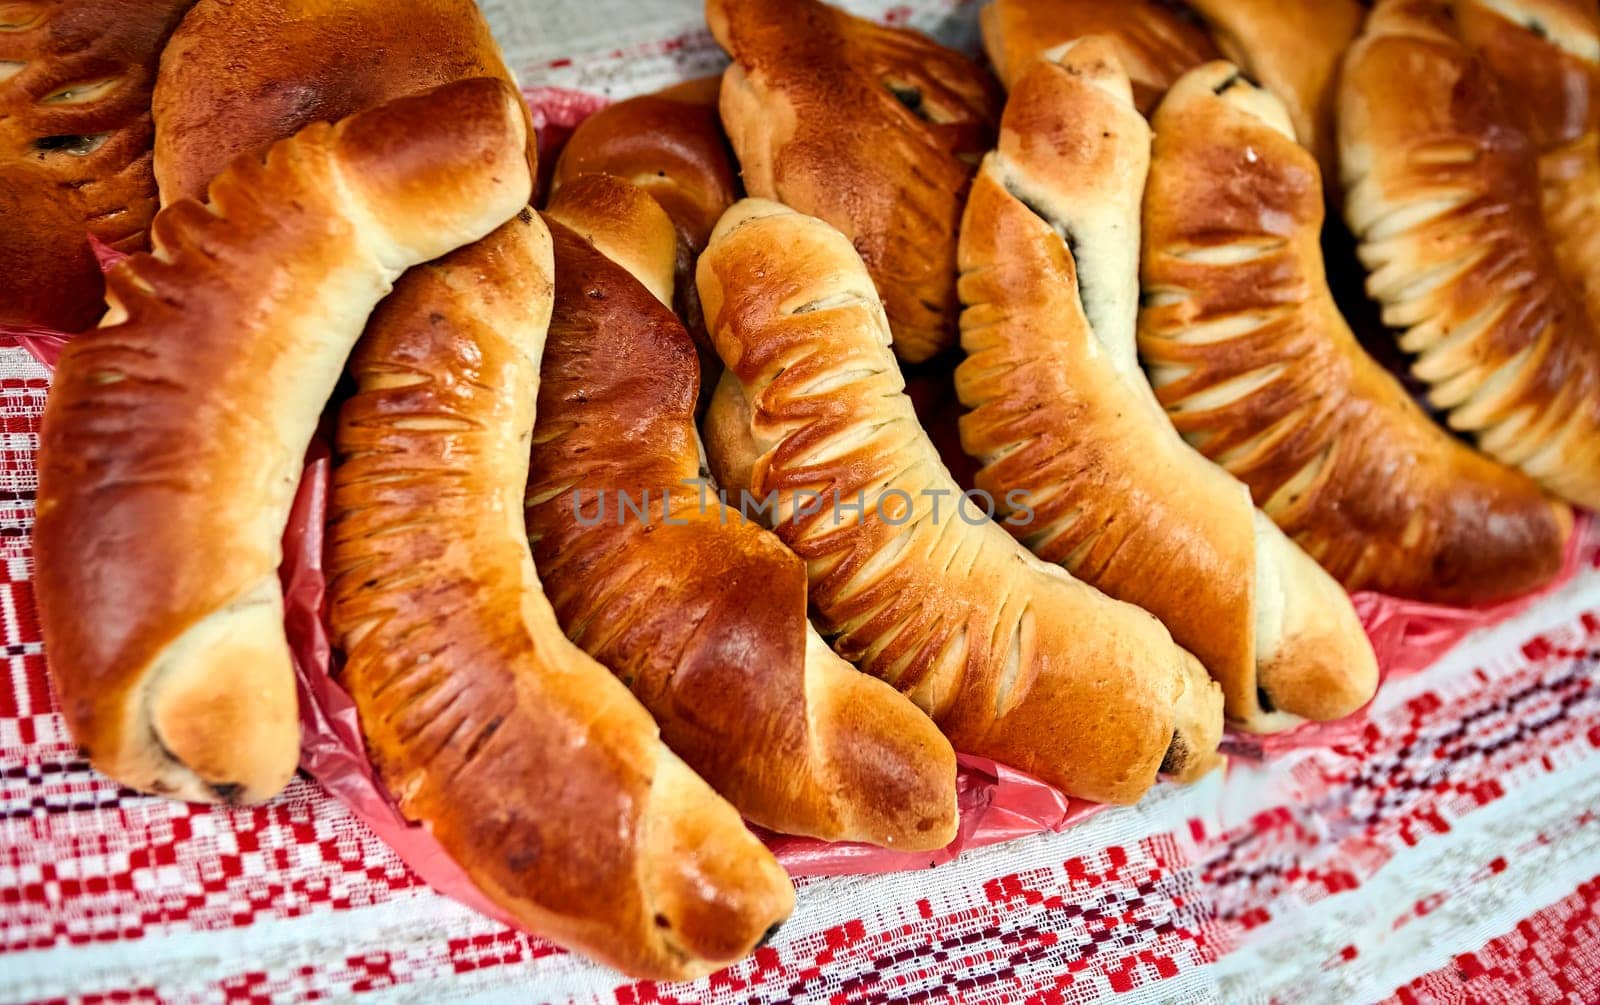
[
  {"x1": 152, "y1": 0, "x2": 528, "y2": 204},
  {"x1": 979, "y1": 0, "x2": 1217, "y2": 114},
  {"x1": 546, "y1": 174, "x2": 679, "y2": 307},
  {"x1": 1142, "y1": 62, "x2": 1571, "y2": 604},
  {"x1": 956, "y1": 40, "x2": 1375, "y2": 730},
  {"x1": 524, "y1": 213, "x2": 958, "y2": 849},
  {"x1": 699, "y1": 198, "x2": 1225, "y2": 806},
  {"x1": 1451, "y1": 0, "x2": 1600, "y2": 150},
  {"x1": 553, "y1": 76, "x2": 735, "y2": 278},
  {"x1": 552, "y1": 76, "x2": 738, "y2": 362},
  {"x1": 1341, "y1": 0, "x2": 1600, "y2": 509},
  {"x1": 0, "y1": 0, "x2": 194, "y2": 328},
  {"x1": 1450, "y1": 1, "x2": 1600, "y2": 416},
  {"x1": 329, "y1": 214, "x2": 793, "y2": 982},
  {"x1": 706, "y1": 0, "x2": 1001, "y2": 363},
  {"x1": 34, "y1": 79, "x2": 533, "y2": 805},
  {"x1": 1184, "y1": 0, "x2": 1364, "y2": 179}
]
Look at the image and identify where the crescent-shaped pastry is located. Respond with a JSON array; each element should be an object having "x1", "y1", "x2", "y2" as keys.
[
  {"x1": 523, "y1": 179, "x2": 959, "y2": 849},
  {"x1": 1450, "y1": 0, "x2": 1600, "y2": 151},
  {"x1": 1451, "y1": 1, "x2": 1600, "y2": 390},
  {"x1": 0, "y1": 0, "x2": 194, "y2": 328},
  {"x1": 34, "y1": 79, "x2": 532, "y2": 804},
  {"x1": 699, "y1": 198, "x2": 1224, "y2": 806},
  {"x1": 979, "y1": 0, "x2": 1217, "y2": 114},
  {"x1": 328, "y1": 212, "x2": 793, "y2": 982},
  {"x1": 152, "y1": 0, "x2": 527, "y2": 204},
  {"x1": 1340, "y1": 0, "x2": 1600, "y2": 509},
  {"x1": 706, "y1": 0, "x2": 1001, "y2": 363},
  {"x1": 552, "y1": 76, "x2": 738, "y2": 349},
  {"x1": 1140, "y1": 62, "x2": 1572, "y2": 604},
  {"x1": 956, "y1": 39, "x2": 1376, "y2": 731},
  {"x1": 1182, "y1": 0, "x2": 1364, "y2": 179}
]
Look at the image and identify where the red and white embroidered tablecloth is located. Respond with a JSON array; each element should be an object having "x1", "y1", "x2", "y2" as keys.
[{"x1": 7, "y1": 1, "x2": 1600, "y2": 1000}]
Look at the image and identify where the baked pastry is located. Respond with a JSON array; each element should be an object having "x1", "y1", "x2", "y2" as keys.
[
  {"x1": 552, "y1": 76, "x2": 738, "y2": 350},
  {"x1": 329, "y1": 213, "x2": 793, "y2": 982},
  {"x1": 152, "y1": 0, "x2": 527, "y2": 203},
  {"x1": 699, "y1": 198, "x2": 1225, "y2": 806},
  {"x1": 706, "y1": 0, "x2": 1001, "y2": 363},
  {"x1": 979, "y1": 0, "x2": 1217, "y2": 114},
  {"x1": 1450, "y1": 0, "x2": 1600, "y2": 152},
  {"x1": 1140, "y1": 62, "x2": 1572, "y2": 603},
  {"x1": 956, "y1": 39, "x2": 1376, "y2": 731},
  {"x1": 525, "y1": 184, "x2": 959, "y2": 848},
  {"x1": 0, "y1": 164, "x2": 107, "y2": 332},
  {"x1": 1451, "y1": 1, "x2": 1600, "y2": 395},
  {"x1": 1341, "y1": 0, "x2": 1600, "y2": 509},
  {"x1": 34, "y1": 78, "x2": 533, "y2": 804},
  {"x1": 544, "y1": 174, "x2": 678, "y2": 306},
  {"x1": 0, "y1": 0, "x2": 194, "y2": 329},
  {"x1": 1183, "y1": 0, "x2": 1364, "y2": 178}
]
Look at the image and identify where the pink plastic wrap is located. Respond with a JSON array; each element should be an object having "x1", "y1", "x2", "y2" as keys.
[{"x1": 3, "y1": 85, "x2": 1592, "y2": 925}]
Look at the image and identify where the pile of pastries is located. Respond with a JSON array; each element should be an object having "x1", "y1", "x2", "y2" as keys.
[{"x1": 10, "y1": 0, "x2": 1596, "y2": 980}]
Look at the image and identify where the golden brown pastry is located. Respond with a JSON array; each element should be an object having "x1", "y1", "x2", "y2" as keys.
[
  {"x1": 1141, "y1": 62, "x2": 1572, "y2": 603},
  {"x1": 706, "y1": 0, "x2": 1001, "y2": 363},
  {"x1": 524, "y1": 188, "x2": 958, "y2": 849},
  {"x1": 1450, "y1": 0, "x2": 1600, "y2": 151},
  {"x1": 1451, "y1": 1, "x2": 1600, "y2": 397},
  {"x1": 34, "y1": 79, "x2": 533, "y2": 805},
  {"x1": 544, "y1": 174, "x2": 678, "y2": 307},
  {"x1": 552, "y1": 76, "x2": 738, "y2": 348},
  {"x1": 956, "y1": 39, "x2": 1376, "y2": 731},
  {"x1": 152, "y1": 0, "x2": 528, "y2": 204},
  {"x1": 699, "y1": 198, "x2": 1224, "y2": 806},
  {"x1": 979, "y1": 0, "x2": 1218, "y2": 114},
  {"x1": 329, "y1": 213, "x2": 793, "y2": 982},
  {"x1": 0, "y1": 0, "x2": 194, "y2": 329},
  {"x1": 1183, "y1": 0, "x2": 1365, "y2": 178},
  {"x1": 1340, "y1": 0, "x2": 1600, "y2": 509},
  {"x1": 0, "y1": 164, "x2": 107, "y2": 332}
]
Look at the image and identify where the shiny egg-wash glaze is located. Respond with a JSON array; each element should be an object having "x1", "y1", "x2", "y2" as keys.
[
  {"x1": 525, "y1": 190, "x2": 958, "y2": 850},
  {"x1": 955, "y1": 40, "x2": 1376, "y2": 732},
  {"x1": 706, "y1": 0, "x2": 1001, "y2": 363},
  {"x1": 34, "y1": 79, "x2": 534, "y2": 805},
  {"x1": 700, "y1": 199, "x2": 1225, "y2": 807},
  {"x1": 1140, "y1": 63, "x2": 1571, "y2": 604},
  {"x1": 151, "y1": 0, "x2": 530, "y2": 204},
  {"x1": 329, "y1": 213, "x2": 793, "y2": 982},
  {"x1": 552, "y1": 75, "x2": 740, "y2": 359},
  {"x1": 0, "y1": 0, "x2": 195, "y2": 329},
  {"x1": 979, "y1": 0, "x2": 1217, "y2": 113},
  {"x1": 1341, "y1": 0, "x2": 1600, "y2": 509},
  {"x1": 1449, "y1": 0, "x2": 1600, "y2": 427},
  {"x1": 1181, "y1": 0, "x2": 1364, "y2": 180}
]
